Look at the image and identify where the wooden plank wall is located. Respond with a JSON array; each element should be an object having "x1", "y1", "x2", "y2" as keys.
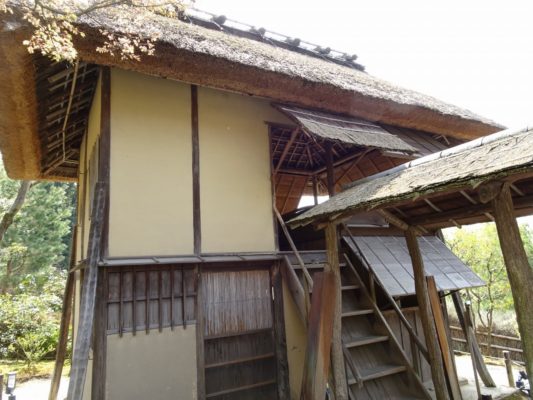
[
  {"x1": 382, "y1": 307, "x2": 432, "y2": 383},
  {"x1": 105, "y1": 265, "x2": 197, "y2": 335}
]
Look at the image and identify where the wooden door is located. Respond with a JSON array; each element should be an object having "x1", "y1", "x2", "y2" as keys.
[{"x1": 201, "y1": 268, "x2": 278, "y2": 399}]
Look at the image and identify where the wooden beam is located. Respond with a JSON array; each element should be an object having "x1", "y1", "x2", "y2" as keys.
[
  {"x1": 325, "y1": 142, "x2": 335, "y2": 196},
  {"x1": 67, "y1": 182, "x2": 106, "y2": 400},
  {"x1": 325, "y1": 224, "x2": 347, "y2": 400},
  {"x1": 191, "y1": 85, "x2": 201, "y2": 255},
  {"x1": 274, "y1": 128, "x2": 300, "y2": 175},
  {"x1": 98, "y1": 67, "x2": 111, "y2": 258},
  {"x1": 404, "y1": 227, "x2": 449, "y2": 400},
  {"x1": 312, "y1": 175, "x2": 319, "y2": 205},
  {"x1": 271, "y1": 262, "x2": 290, "y2": 399},
  {"x1": 408, "y1": 194, "x2": 533, "y2": 227},
  {"x1": 427, "y1": 277, "x2": 462, "y2": 400},
  {"x1": 451, "y1": 292, "x2": 496, "y2": 387},
  {"x1": 300, "y1": 271, "x2": 336, "y2": 400},
  {"x1": 491, "y1": 182, "x2": 533, "y2": 382}
]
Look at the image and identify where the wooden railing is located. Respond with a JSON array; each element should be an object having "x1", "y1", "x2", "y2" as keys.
[{"x1": 274, "y1": 207, "x2": 313, "y2": 322}]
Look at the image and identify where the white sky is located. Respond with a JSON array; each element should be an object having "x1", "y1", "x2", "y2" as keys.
[
  {"x1": 194, "y1": 0, "x2": 533, "y2": 129},
  {"x1": 194, "y1": 0, "x2": 533, "y2": 226}
]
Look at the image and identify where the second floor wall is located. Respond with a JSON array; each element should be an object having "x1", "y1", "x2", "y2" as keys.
[{"x1": 77, "y1": 68, "x2": 292, "y2": 259}]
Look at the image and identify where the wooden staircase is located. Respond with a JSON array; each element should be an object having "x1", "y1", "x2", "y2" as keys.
[{"x1": 282, "y1": 250, "x2": 431, "y2": 400}]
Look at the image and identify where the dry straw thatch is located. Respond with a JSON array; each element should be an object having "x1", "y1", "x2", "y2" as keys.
[
  {"x1": 290, "y1": 127, "x2": 533, "y2": 227},
  {"x1": 0, "y1": 5, "x2": 503, "y2": 179}
]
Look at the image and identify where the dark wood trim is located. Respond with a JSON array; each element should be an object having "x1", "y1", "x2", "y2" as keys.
[
  {"x1": 191, "y1": 85, "x2": 202, "y2": 255},
  {"x1": 271, "y1": 262, "x2": 290, "y2": 399},
  {"x1": 195, "y1": 265, "x2": 206, "y2": 400},
  {"x1": 98, "y1": 67, "x2": 111, "y2": 259},
  {"x1": 92, "y1": 267, "x2": 107, "y2": 400}
]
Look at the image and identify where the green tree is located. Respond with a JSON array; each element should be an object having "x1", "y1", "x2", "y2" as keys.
[
  {"x1": 0, "y1": 164, "x2": 74, "y2": 293},
  {"x1": 446, "y1": 222, "x2": 533, "y2": 339}
]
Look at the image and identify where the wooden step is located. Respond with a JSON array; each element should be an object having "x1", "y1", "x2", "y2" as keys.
[
  {"x1": 341, "y1": 284, "x2": 360, "y2": 291},
  {"x1": 345, "y1": 335, "x2": 389, "y2": 348},
  {"x1": 292, "y1": 262, "x2": 346, "y2": 270},
  {"x1": 348, "y1": 364, "x2": 407, "y2": 385},
  {"x1": 206, "y1": 379, "x2": 276, "y2": 398},
  {"x1": 342, "y1": 309, "x2": 374, "y2": 318}
]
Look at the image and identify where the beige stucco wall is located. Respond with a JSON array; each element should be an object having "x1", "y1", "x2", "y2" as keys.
[
  {"x1": 106, "y1": 327, "x2": 197, "y2": 400},
  {"x1": 282, "y1": 278, "x2": 306, "y2": 399},
  {"x1": 198, "y1": 86, "x2": 290, "y2": 253},
  {"x1": 108, "y1": 69, "x2": 194, "y2": 256}
]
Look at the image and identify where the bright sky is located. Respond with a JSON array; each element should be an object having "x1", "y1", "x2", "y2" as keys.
[{"x1": 194, "y1": 0, "x2": 533, "y2": 226}]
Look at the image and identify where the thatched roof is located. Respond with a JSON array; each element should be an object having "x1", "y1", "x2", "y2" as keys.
[
  {"x1": 289, "y1": 127, "x2": 533, "y2": 227},
  {"x1": 274, "y1": 105, "x2": 418, "y2": 154},
  {"x1": 0, "y1": 6, "x2": 503, "y2": 180}
]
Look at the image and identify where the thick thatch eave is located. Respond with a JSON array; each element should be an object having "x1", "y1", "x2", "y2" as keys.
[{"x1": 0, "y1": 7, "x2": 504, "y2": 180}]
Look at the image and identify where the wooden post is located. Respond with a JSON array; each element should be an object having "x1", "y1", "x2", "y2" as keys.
[
  {"x1": 191, "y1": 85, "x2": 201, "y2": 255},
  {"x1": 451, "y1": 292, "x2": 495, "y2": 387},
  {"x1": 67, "y1": 183, "x2": 106, "y2": 400},
  {"x1": 427, "y1": 277, "x2": 463, "y2": 400},
  {"x1": 271, "y1": 263, "x2": 290, "y2": 399},
  {"x1": 404, "y1": 227, "x2": 449, "y2": 400},
  {"x1": 324, "y1": 142, "x2": 335, "y2": 197},
  {"x1": 312, "y1": 175, "x2": 319, "y2": 206},
  {"x1": 503, "y1": 351, "x2": 514, "y2": 387},
  {"x1": 300, "y1": 272, "x2": 336, "y2": 400},
  {"x1": 325, "y1": 224, "x2": 347, "y2": 400},
  {"x1": 491, "y1": 183, "x2": 533, "y2": 382}
]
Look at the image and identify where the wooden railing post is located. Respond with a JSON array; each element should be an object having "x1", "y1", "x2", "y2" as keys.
[{"x1": 503, "y1": 351, "x2": 514, "y2": 387}]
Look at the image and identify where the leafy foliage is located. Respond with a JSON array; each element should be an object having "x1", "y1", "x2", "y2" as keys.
[
  {"x1": 1, "y1": 0, "x2": 191, "y2": 62},
  {"x1": 445, "y1": 223, "x2": 533, "y2": 336}
]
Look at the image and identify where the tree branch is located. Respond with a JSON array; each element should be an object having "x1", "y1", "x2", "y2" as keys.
[{"x1": 0, "y1": 181, "x2": 32, "y2": 244}]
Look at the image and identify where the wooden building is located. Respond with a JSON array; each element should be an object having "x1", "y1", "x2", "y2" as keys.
[{"x1": 0, "y1": 7, "x2": 520, "y2": 400}]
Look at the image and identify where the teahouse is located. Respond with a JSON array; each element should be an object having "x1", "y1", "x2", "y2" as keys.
[{"x1": 1, "y1": 6, "x2": 525, "y2": 400}]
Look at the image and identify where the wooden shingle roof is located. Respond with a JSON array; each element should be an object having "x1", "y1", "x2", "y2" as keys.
[{"x1": 344, "y1": 235, "x2": 485, "y2": 297}]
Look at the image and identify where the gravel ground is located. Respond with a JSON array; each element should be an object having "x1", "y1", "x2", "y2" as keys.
[{"x1": 10, "y1": 377, "x2": 68, "y2": 400}]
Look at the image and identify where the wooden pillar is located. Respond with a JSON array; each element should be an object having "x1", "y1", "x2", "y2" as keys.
[
  {"x1": 191, "y1": 85, "x2": 201, "y2": 255},
  {"x1": 271, "y1": 263, "x2": 290, "y2": 399},
  {"x1": 491, "y1": 183, "x2": 533, "y2": 381},
  {"x1": 300, "y1": 272, "x2": 336, "y2": 400},
  {"x1": 312, "y1": 175, "x2": 319, "y2": 205},
  {"x1": 325, "y1": 224, "x2": 348, "y2": 400},
  {"x1": 404, "y1": 227, "x2": 449, "y2": 400},
  {"x1": 503, "y1": 351, "x2": 514, "y2": 387},
  {"x1": 325, "y1": 142, "x2": 335, "y2": 197}
]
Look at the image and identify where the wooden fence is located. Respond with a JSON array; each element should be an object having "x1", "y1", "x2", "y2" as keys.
[{"x1": 449, "y1": 325, "x2": 524, "y2": 363}]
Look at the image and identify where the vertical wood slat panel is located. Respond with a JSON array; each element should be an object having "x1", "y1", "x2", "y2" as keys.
[
  {"x1": 203, "y1": 270, "x2": 272, "y2": 337},
  {"x1": 105, "y1": 265, "x2": 197, "y2": 335}
]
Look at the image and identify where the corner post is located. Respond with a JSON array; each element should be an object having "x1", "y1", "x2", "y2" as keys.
[
  {"x1": 325, "y1": 223, "x2": 348, "y2": 400},
  {"x1": 491, "y1": 182, "x2": 533, "y2": 381},
  {"x1": 404, "y1": 227, "x2": 449, "y2": 400}
]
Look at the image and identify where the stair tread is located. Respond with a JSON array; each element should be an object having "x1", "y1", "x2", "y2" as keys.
[
  {"x1": 292, "y1": 262, "x2": 346, "y2": 270},
  {"x1": 342, "y1": 309, "x2": 374, "y2": 317},
  {"x1": 341, "y1": 284, "x2": 360, "y2": 290},
  {"x1": 345, "y1": 335, "x2": 389, "y2": 348},
  {"x1": 347, "y1": 364, "x2": 407, "y2": 384}
]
